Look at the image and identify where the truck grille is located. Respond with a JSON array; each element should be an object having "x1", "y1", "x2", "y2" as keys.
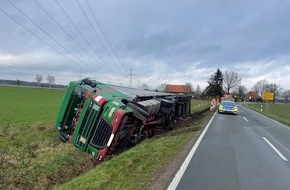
[
  {"x1": 74, "y1": 101, "x2": 98, "y2": 150},
  {"x1": 89, "y1": 117, "x2": 112, "y2": 150}
]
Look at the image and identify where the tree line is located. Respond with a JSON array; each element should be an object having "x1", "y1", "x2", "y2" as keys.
[
  {"x1": 154, "y1": 68, "x2": 287, "y2": 103},
  {"x1": 203, "y1": 69, "x2": 286, "y2": 103},
  {"x1": 0, "y1": 74, "x2": 66, "y2": 89},
  {"x1": 35, "y1": 74, "x2": 55, "y2": 89}
]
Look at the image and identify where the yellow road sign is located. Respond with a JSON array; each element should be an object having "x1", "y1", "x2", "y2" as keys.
[{"x1": 262, "y1": 92, "x2": 274, "y2": 101}]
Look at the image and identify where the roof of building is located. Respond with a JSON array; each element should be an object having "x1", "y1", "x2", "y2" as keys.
[
  {"x1": 245, "y1": 91, "x2": 260, "y2": 97},
  {"x1": 165, "y1": 84, "x2": 191, "y2": 94},
  {"x1": 245, "y1": 91, "x2": 260, "y2": 100}
]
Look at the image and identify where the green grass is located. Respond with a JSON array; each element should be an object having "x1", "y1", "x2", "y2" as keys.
[
  {"x1": 0, "y1": 86, "x2": 211, "y2": 190},
  {"x1": 0, "y1": 86, "x2": 96, "y2": 189},
  {"x1": 0, "y1": 86, "x2": 64, "y2": 149},
  {"x1": 0, "y1": 86, "x2": 64, "y2": 128},
  {"x1": 245, "y1": 102, "x2": 290, "y2": 126},
  {"x1": 55, "y1": 133, "x2": 192, "y2": 190},
  {"x1": 191, "y1": 99, "x2": 209, "y2": 113}
]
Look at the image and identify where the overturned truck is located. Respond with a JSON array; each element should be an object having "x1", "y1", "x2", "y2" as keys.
[{"x1": 55, "y1": 78, "x2": 191, "y2": 161}]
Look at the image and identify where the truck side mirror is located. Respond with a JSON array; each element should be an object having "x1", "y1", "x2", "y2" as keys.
[
  {"x1": 91, "y1": 82, "x2": 96, "y2": 88},
  {"x1": 83, "y1": 78, "x2": 92, "y2": 85}
]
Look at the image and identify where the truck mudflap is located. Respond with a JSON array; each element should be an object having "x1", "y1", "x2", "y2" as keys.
[{"x1": 96, "y1": 109, "x2": 125, "y2": 161}]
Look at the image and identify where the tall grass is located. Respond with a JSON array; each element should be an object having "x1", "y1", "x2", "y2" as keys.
[{"x1": 191, "y1": 99, "x2": 209, "y2": 113}]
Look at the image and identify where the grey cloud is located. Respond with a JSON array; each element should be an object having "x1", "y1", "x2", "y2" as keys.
[{"x1": 1, "y1": 0, "x2": 290, "y2": 89}]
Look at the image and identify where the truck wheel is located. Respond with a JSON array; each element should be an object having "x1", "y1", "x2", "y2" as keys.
[{"x1": 168, "y1": 120, "x2": 175, "y2": 130}]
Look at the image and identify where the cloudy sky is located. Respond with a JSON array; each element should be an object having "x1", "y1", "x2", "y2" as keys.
[{"x1": 0, "y1": 0, "x2": 289, "y2": 91}]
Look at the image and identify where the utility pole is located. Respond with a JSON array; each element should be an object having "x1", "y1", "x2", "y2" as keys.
[{"x1": 125, "y1": 65, "x2": 136, "y2": 87}]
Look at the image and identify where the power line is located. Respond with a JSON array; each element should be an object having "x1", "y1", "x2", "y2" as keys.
[
  {"x1": 6, "y1": 0, "x2": 101, "y2": 75},
  {"x1": 54, "y1": 0, "x2": 122, "y2": 79},
  {"x1": 85, "y1": 0, "x2": 125, "y2": 74},
  {"x1": 0, "y1": 5, "x2": 89, "y2": 74},
  {"x1": 0, "y1": 58, "x2": 70, "y2": 80},
  {"x1": 0, "y1": 1, "x2": 123, "y2": 84},
  {"x1": 33, "y1": 0, "x2": 122, "y2": 82},
  {"x1": 32, "y1": 0, "x2": 94, "y2": 62},
  {"x1": 78, "y1": 0, "x2": 124, "y2": 75}
]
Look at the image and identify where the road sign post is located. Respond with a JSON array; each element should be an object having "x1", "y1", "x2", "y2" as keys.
[{"x1": 262, "y1": 92, "x2": 274, "y2": 111}]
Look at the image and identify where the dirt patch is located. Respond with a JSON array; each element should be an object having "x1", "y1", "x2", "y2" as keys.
[{"x1": 147, "y1": 111, "x2": 213, "y2": 190}]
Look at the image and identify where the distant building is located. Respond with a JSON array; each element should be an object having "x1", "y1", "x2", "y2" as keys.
[
  {"x1": 223, "y1": 93, "x2": 235, "y2": 97},
  {"x1": 165, "y1": 84, "x2": 191, "y2": 94},
  {"x1": 221, "y1": 93, "x2": 235, "y2": 101},
  {"x1": 245, "y1": 91, "x2": 260, "y2": 101}
]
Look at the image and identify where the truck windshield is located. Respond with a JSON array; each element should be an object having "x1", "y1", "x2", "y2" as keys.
[{"x1": 62, "y1": 85, "x2": 93, "y2": 131}]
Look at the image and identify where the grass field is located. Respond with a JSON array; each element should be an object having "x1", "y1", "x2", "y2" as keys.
[
  {"x1": 0, "y1": 86, "x2": 95, "y2": 190},
  {"x1": 0, "y1": 85, "x2": 211, "y2": 190},
  {"x1": 245, "y1": 102, "x2": 290, "y2": 126},
  {"x1": 191, "y1": 99, "x2": 209, "y2": 113}
]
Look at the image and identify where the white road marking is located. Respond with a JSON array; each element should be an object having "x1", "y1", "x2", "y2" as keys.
[
  {"x1": 263, "y1": 137, "x2": 288, "y2": 161},
  {"x1": 259, "y1": 125, "x2": 290, "y2": 153},
  {"x1": 242, "y1": 105, "x2": 290, "y2": 129},
  {"x1": 167, "y1": 111, "x2": 217, "y2": 190},
  {"x1": 242, "y1": 104, "x2": 290, "y2": 153},
  {"x1": 243, "y1": 117, "x2": 248, "y2": 122}
]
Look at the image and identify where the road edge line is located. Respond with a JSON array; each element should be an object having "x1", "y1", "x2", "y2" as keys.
[
  {"x1": 167, "y1": 111, "x2": 217, "y2": 190},
  {"x1": 263, "y1": 137, "x2": 288, "y2": 162},
  {"x1": 241, "y1": 104, "x2": 289, "y2": 129}
]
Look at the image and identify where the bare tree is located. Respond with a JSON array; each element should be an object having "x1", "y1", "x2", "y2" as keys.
[
  {"x1": 46, "y1": 75, "x2": 55, "y2": 89},
  {"x1": 185, "y1": 82, "x2": 193, "y2": 93},
  {"x1": 283, "y1": 90, "x2": 290, "y2": 103},
  {"x1": 252, "y1": 79, "x2": 269, "y2": 97},
  {"x1": 141, "y1": 84, "x2": 149, "y2": 90},
  {"x1": 35, "y1": 74, "x2": 43, "y2": 87},
  {"x1": 223, "y1": 70, "x2": 241, "y2": 94},
  {"x1": 156, "y1": 83, "x2": 167, "y2": 92},
  {"x1": 267, "y1": 83, "x2": 282, "y2": 103},
  {"x1": 267, "y1": 83, "x2": 281, "y2": 93},
  {"x1": 237, "y1": 85, "x2": 247, "y2": 100},
  {"x1": 194, "y1": 85, "x2": 201, "y2": 98}
]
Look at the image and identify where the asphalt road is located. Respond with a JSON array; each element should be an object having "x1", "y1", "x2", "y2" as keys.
[{"x1": 168, "y1": 104, "x2": 290, "y2": 190}]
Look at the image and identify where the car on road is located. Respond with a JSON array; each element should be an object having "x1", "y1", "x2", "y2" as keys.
[
  {"x1": 221, "y1": 97, "x2": 234, "y2": 102},
  {"x1": 218, "y1": 101, "x2": 238, "y2": 115}
]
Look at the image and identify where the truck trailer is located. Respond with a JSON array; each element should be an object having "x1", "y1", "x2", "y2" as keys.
[{"x1": 55, "y1": 78, "x2": 191, "y2": 162}]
